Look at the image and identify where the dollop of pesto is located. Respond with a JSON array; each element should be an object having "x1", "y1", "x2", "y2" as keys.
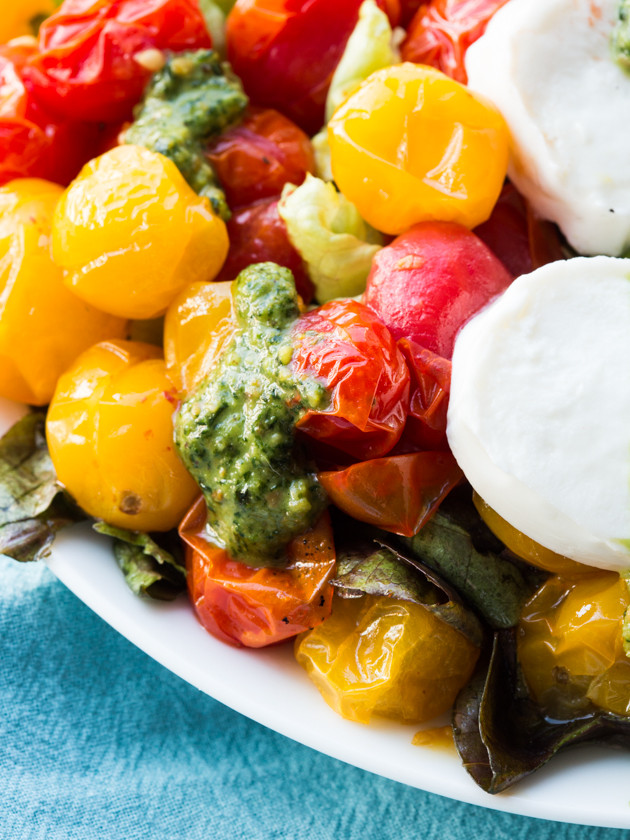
[
  {"x1": 175, "y1": 263, "x2": 329, "y2": 568},
  {"x1": 125, "y1": 49, "x2": 247, "y2": 219},
  {"x1": 613, "y1": 0, "x2": 630, "y2": 72}
]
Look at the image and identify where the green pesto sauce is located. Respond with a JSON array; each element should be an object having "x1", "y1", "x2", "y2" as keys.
[
  {"x1": 124, "y1": 50, "x2": 247, "y2": 220},
  {"x1": 612, "y1": 0, "x2": 630, "y2": 72},
  {"x1": 175, "y1": 263, "x2": 329, "y2": 568}
]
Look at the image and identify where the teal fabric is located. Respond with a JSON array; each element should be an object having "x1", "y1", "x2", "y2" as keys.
[{"x1": 2, "y1": 554, "x2": 629, "y2": 840}]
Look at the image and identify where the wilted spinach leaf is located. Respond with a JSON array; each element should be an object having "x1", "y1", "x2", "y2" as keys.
[
  {"x1": 331, "y1": 519, "x2": 483, "y2": 648},
  {"x1": 0, "y1": 413, "x2": 85, "y2": 562},
  {"x1": 399, "y1": 486, "x2": 545, "y2": 629},
  {"x1": 93, "y1": 522, "x2": 187, "y2": 601},
  {"x1": 453, "y1": 629, "x2": 630, "y2": 793}
]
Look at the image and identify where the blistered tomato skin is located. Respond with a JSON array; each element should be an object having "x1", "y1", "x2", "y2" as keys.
[
  {"x1": 519, "y1": 574, "x2": 630, "y2": 717},
  {"x1": 164, "y1": 280, "x2": 238, "y2": 394},
  {"x1": 52, "y1": 145, "x2": 229, "y2": 320},
  {"x1": 46, "y1": 340, "x2": 199, "y2": 532},
  {"x1": 364, "y1": 222, "x2": 512, "y2": 359},
  {"x1": 328, "y1": 64, "x2": 509, "y2": 236},
  {"x1": 295, "y1": 593, "x2": 480, "y2": 724},
  {"x1": 0, "y1": 178, "x2": 127, "y2": 406},
  {"x1": 180, "y1": 497, "x2": 336, "y2": 648}
]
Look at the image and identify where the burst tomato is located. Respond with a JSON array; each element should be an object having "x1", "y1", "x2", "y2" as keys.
[
  {"x1": 401, "y1": 0, "x2": 510, "y2": 84},
  {"x1": 23, "y1": 0, "x2": 212, "y2": 123},
  {"x1": 291, "y1": 299, "x2": 410, "y2": 461},
  {"x1": 180, "y1": 497, "x2": 336, "y2": 648},
  {"x1": 205, "y1": 107, "x2": 315, "y2": 209}
]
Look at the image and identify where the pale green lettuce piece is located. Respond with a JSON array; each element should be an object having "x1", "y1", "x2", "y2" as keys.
[
  {"x1": 313, "y1": 0, "x2": 400, "y2": 180},
  {"x1": 198, "y1": 0, "x2": 235, "y2": 55},
  {"x1": 278, "y1": 175, "x2": 382, "y2": 303}
]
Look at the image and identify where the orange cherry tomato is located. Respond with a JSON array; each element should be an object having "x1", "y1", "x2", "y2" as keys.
[{"x1": 179, "y1": 497, "x2": 337, "y2": 648}]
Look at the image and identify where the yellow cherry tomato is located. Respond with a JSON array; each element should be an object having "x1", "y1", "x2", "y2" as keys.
[
  {"x1": 46, "y1": 340, "x2": 199, "y2": 532},
  {"x1": 0, "y1": 178, "x2": 127, "y2": 406},
  {"x1": 328, "y1": 63, "x2": 509, "y2": 235},
  {"x1": 295, "y1": 593, "x2": 479, "y2": 725},
  {"x1": 518, "y1": 574, "x2": 630, "y2": 717},
  {"x1": 473, "y1": 492, "x2": 592, "y2": 579},
  {"x1": 52, "y1": 145, "x2": 230, "y2": 320},
  {"x1": 163, "y1": 280, "x2": 237, "y2": 394},
  {"x1": 0, "y1": 2, "x2": 55, "y2": 41}
]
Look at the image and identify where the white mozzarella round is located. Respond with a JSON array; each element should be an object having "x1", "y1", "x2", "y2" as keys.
[
  {"x1": 465, "y1": 0, "x2": 630, "y2": 257},
  {"x1": 447, "y1": 256, "x2": 630, "y2": 572}
]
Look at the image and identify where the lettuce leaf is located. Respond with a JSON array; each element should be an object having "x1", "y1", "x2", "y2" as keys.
[{"x1": 278, "y1": 174, "x2": 382, "y2": 302}]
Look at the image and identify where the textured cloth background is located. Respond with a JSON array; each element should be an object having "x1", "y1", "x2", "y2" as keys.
[{"x1": 1, "y1": 554, "x2": 629, "y2": 840}]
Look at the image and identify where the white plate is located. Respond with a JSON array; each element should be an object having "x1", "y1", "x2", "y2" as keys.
[{"x1": 3, "y1": 398, "x2": 630, "y2": 828}]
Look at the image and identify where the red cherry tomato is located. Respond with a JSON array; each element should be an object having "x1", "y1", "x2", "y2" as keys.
[
  {"x1": 23, "y1": 0, "x2": 211, "y2": 123},
  {"x1": 226, "y1": 0, "x2": 395, "y2": 134},
  {"x1": 474, "y1": 181, "x2": 566, "y2": 279},
  {"x1": 319, "y1": 451, "x2": 463, "y2": 536},
  {"x1": 215, "y1": 197, "x2": 313, "y2": 302},
  {"x1": 206, "y1": 107, "x2": 315, "y2": 209},
  {"x1": 401, "y1": 0, "x2": 510, "y2": 84},
  {"x1": 395, "y1": 339, "x2": 452, "y2": 452},
  {"x1": 364, "y1": 221, "x2": 512, "y2": 359},
  {"x1": 0, "y1": 43, "x2": 102, "y2": 185},
  {"x1": 291, "y1": 299, "x2": 410, "y2": 461},
  {"x1": 179, "y1": 497, "x2": 336, "y2": 649}
]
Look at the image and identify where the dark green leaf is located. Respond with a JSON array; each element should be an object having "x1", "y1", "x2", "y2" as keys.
[
  {"x1": 93, "y1": 522, "x2": 187, "y2": 601},
  {"x1": 0, "y1": 413, "x2": 85, "y2": 562},
  {"x1": 453, "y1": 629, "x2": 630, "y2": 793},
  {"x1": 400, "y1": 486, "x2": 545, "y2": 629},
  {"x1": 331, "y1": 515, "x2": 484, "y2": 648}
]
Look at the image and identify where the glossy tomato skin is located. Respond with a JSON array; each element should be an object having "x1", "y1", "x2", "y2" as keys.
[
  {"x1": 215, "y1": 197, "x2": 313, "y2": 301},
  {"x1": 180, "y1": 497, "x2": 336, "y2": 649},
  {"x1": 0, "y1": 43, "x2": 101, "y2": 186},
  {"x1": 23, "y1": 0, "x2": 212, "y2": 123},
  {"x1": 206, "y1": 107, "x2": 315, "y2": 209},
  {"x1": 291, "y1": 299, "x2": 410, "y2": 460},
  {"x1": 226, "y1": 0, "x2": 391, "y2": 134},
  {"x1": 395, "y1": 339, "x2": 452, "y2": 452},
  {"x1": 364, "y1": 221, "x2": 512, "y2": 359},
  {"x1": 401, "y1": 0, "x2": 510, "y2": 84}
]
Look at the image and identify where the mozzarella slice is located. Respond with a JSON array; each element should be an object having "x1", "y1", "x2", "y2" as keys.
[
  {"x1": 465, "y1": 0, "x2": 630, "y2": 257},
  {"x1": 447, "y1": 256, "x2": 630, "y2": 573}
]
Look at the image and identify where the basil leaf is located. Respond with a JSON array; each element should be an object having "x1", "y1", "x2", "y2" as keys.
[
  {"x1": 0, "y1": 413, "x2": 85, "y2": 562},
  {"x1": 400, "y1": 486, "x2": 545, "y2": 629},
  {"x1": 93, "y1": 522, "x2": 187, "y2": 601},
  {"x1": 331, "y1": 516, "x2": 484, "y2": 648},
  {"x1": 453, "y1": 629, "x2": 630, "y2": 793}
]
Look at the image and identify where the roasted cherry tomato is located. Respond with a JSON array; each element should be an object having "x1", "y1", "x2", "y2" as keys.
[
  {"x1": 205, "y1": 107, "x2": 315, "y2": 209},
  {"x1": 0, "y1": 43, "x2": 102, "y2": 186},
  {"x1": 164, "y1": 280, "x2": 237, "y2": 394},
  {"x1": 473, "y1": 493, "x2": 591, "y2": 579},
  {"x1": 319, "y1": 452, "x2": 462, "y2": 536},
  {"x1": 226, "y1": 0, "x2": 393, "y2": 134},
  {"x1": 23, "y1": 0, "x2": 212, "y2": 123},
  {"x1": 396, "y1": 340, "x2": 452, "y2": 452},
  {"x1": 296, "y1": 593, "x2": 480, "y2": 724},
  {"x1": 215, "y1": 197, "x2": 313, "y2": 301},
  {"x1": 328, "y1": 64, "x2": 509, "y2": 235},
  {"x1": 47, "y1": 340, "x2": 199, "y2": 531},
  {"x1": 0, "y1": 179, "x2": 127, "y2": 406},
  {"x1": 364, "y1": 222, "x2": 512, "y2": 359},
  {"x1": 180, "y1": 496, "x2": 336, "y2": 648},
  {"x1": 52, "y1": 145, "x2": 229, "y2": 320},
  {"x1": 519, "y1": 574, "x2": 630, "y2": 718},
  {"x1": 291, "y1": 299, "x2": 410, "y2": 460},
  {"x1": 473, "y1": 181, "x2": 567, "y2": 280},
  {"x1": 401, "y1": 0, "x2": 510, "y2": 84}
]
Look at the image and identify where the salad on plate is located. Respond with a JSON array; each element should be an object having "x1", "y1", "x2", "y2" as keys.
[{"x1": 1, "y1": 0, "x2": 630, "y2": 798}]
